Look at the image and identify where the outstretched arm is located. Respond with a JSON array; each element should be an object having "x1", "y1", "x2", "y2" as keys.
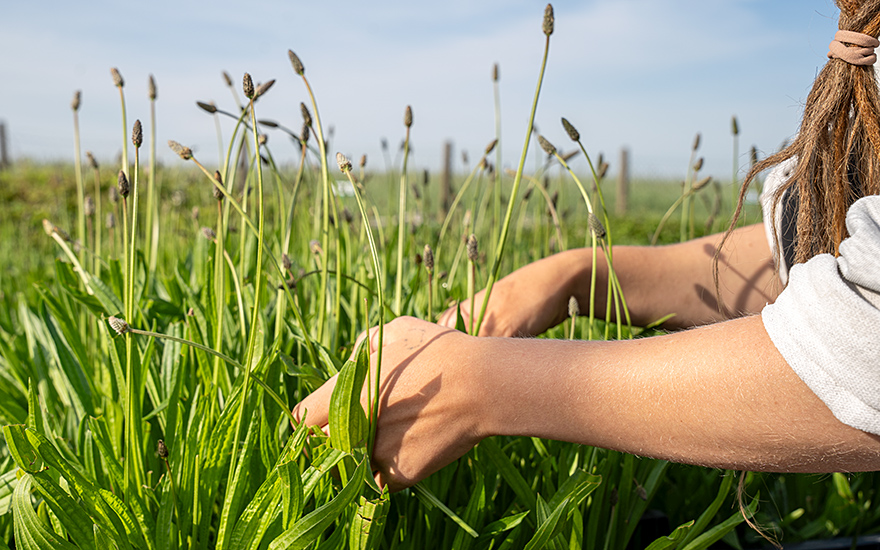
[
  {"x1": 439, "y1": 223, "x2": 780, "y2": 336},
  {"x1": 293, "y1": 316, "x2": 880, "y2": 492}
]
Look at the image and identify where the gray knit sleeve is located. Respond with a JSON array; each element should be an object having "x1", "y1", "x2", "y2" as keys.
[{"x1": 762, "y1": 195, "x2": 880, "y2": 436}]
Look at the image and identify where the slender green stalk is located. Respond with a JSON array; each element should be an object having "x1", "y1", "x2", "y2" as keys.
[
  {"x1": 395, "y1": 108, "x2": 413, "y2": 314},
  {"x1": 475, "y1": 14, "x2": 552, "y2": 335},
  {"x1": 71, "y1": 93, "x2": 86, "y2": 269},
  {"x1": 147, "y1": 76, "x2": 160, "y2": 280},
  {"x1": 338, "y1": 154, "x2": 384, "y2": 455},
  {"x1": 492, "y1": 64, "x2": 502, "y2": 258}
]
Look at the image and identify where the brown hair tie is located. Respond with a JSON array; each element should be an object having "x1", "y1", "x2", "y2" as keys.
[{"x1": 828, "y1": 30, "x2": 880, "y2": 66}]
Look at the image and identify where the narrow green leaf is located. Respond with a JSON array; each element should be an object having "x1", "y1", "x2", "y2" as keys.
[
  {"x1": 680, "y1": 495, "x2": 759, "y2": 550},
  {"x1": 643, "y1": 520, "x2": 693, "y2": 550},
  {"x1": 412, "y1": 483, "x2": 479, "y2": 538},
  {"x1": 269, "y1": 459, "x2": 368, "y2": 550},
  {"x1": 349, "y1": 491, "x2": 390, "y2": 550},
  {"x1": 328, "y1": 337, "x2": 369, "y2": 453},
  {"x1": 523, "y1": 497, "x2": 570, "y2": 550},
  {"x1": 12, "y1": 474, "x2": 79, "y2": 550},
  {"x1": 480, "y1": 511, "x2": 530, "y2": 537}
]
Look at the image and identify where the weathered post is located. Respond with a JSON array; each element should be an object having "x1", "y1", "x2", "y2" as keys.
[
  {"x1": 440, "y1": 141, "x2": 453, "y2": 217},
  {"x1": 0, "y1": 122, "x2": 8, "y2": 170},
  {"x1": 616, "y1": 147, "x2": 630, "y2": 216}
]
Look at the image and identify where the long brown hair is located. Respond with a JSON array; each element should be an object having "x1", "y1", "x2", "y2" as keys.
[{"x1": 719, "y1": 0, "x2": 880, "y2": 290}]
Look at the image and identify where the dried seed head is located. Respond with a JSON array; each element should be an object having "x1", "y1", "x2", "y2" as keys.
[
  {"x1": 157, "y1": 439, "x2": 169, "y2": 458},
  {"x1": 493, "y1": 63, "x2": 499, "y2": 82},
  {"x1": 109, "y1": 186, "x2": 119, "y2": 204},
  {"x1": 360, "y1": 154, "x2": 367, "y2": 168},
  {"x1": 106, "y1": 212, "x2": 116, "y2": 229},
  {"x1": 598, "y1": 161, "x2": 609, "y2": 179},
  {"x1": 336, "y1": 152, "x2": 352, "y2": 172},
  {"x1": 132, "y1": 120, "x2": 143, "y2": 148},
  {"x1": 108, "y1": 316, "x2": 131, "y2": 335},
  {"x1": 461, "y1": 150, "x2": 469, "y2": 165},
  {"x1": 381, "y1": 138, "x2": 388, "y2": 151},
  {"x1": 423, "y1": 244, "x2": 434, "y2": 271},
  {"x1": 259, "y1": 119, "x2": 278, "y2": 128},
  {"x1": 254, "y1": 79, "x2": 275, "y2": 99},
  {"x1": 222, "y1": 71, "x2": 233, "y2": 87},
  {"x1": 300, "y1": 102, "x2": 312, "y2": 126},
  {"x1": 86, "y1": 151, "x2": 98, "y2": 170},
  {"x1": 258, "y1": 134, "x2": 268, "y2": 146},
  {"x1": 148, "y1": 74, "x2": 157, "y2": 100},
  {"x1": 197, "y1": 101, "x2": 218, "y2": 114},
  {"x1": 110, "y1": 67, "x2": 124, "y2": 88},
  {"x1": 543, "y1": 4, "x2": 554, "y2": 36},
  {"x1": 300, "y1": 123, "x2": 310, "y2": 144},
  {"x1": 117, "y1": 170, "x2": 130, "y2": 198},
  {"x1": 568, "y1": 296, "x2": 580, "y2": 318},
  {"x1": 523, "y1": 187, "x2": 534, "y2": 201},
  {"x1": 84, "y1": 196, "x2": 95, "y2": 217},
  {"x1": 288, "y1": 50, "x2": 305, "y2": 75},
  {"x1": 191, "y1": 206, "x2": 199, "y2": 221},
  {"x1": 466, "y1": 234, "x2": 478, "y2": 262},
  {"x1": 731, "y1": 115, "x2": 739, "y2": 136},
  {"x1": 692, "y1": 176, "x2": 712, "y2": 191},
  {"x1": 71, "y1": 90, "x2": 81, "y2": 111},
  {"x1": 201, "y1": 227, "x2": 216, "y2": 240},
  {"x1": 588, "y1": 213, "x2": 606, "y2": 239},
  {"x1": 282, "y1": 253, "x2": 292, "y2": 271},
  {"x1": 561, "y1": 117, "x2": 580, "y2": 141},
  {"x1": 213, "y1": 171, "x2": 224, "y2": 201},
  {"x1": 750, "y1": 145, "x2": 758, "y2": 168},
  {"x1": 692, "y1": 132, "x2": 701, "y2": 152},
  {"x1": 484, "y1": 139, "x2": 498, "y2": 155},
  {"x1": 537, "y1": 135, "x2": 556, "y2": 156},
  {"x1": 242, "y1": 73, "x2": 255, "y2": 99},
  {"x1": 404, "y1": 105, "x2": 413, "y2": 128},
  {"x1": 561, "y1": 150, "x2": 578, "y2": 163},
  {"x1": 693, "y1": 157, "x2": 703, "y2": 172},
  {"x1": 423, "y1": 169, "x2": 430, "y2": 185},
  {"x1": 414, "y1": 253, "x2": 422, "y2": 266},
  {"x1": 410, "y1": 183, "x2": 421, "y2": 200},
  {"x1": 636, "y1": 485, "x2": 647, "y2": 501},
  {"x1": 342, "y1": 207, "x2": 353, "y2": 224},
  {"x1": 168, "y1": 140, "x2": 193, "y2": 160}
]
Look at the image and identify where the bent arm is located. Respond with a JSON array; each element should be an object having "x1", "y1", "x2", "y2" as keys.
[{"x1": 442, "y1": 223, "x2": 781, "y2": 335}]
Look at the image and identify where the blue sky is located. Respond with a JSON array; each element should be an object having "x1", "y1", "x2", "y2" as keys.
[{"x1": 0, "y1": 0, "x2": 844, "y2": 179}]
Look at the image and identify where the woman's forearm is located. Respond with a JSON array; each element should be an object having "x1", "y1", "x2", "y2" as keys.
[{"x1": 475, "y1": 315, "x2": 880, "y2": 473}]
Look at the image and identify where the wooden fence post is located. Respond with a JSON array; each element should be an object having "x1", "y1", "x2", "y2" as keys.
[
  {"x1": 440, "y1": 141, "x2": 453, "y2": 217},
  {"x1": 616, "y1": 147, "x2": 629, "y2": 216},
  {"x1": 0, "y1": 122, "x2": 8, "y2": 170}
]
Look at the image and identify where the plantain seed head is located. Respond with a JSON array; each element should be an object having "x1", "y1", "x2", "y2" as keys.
[
  {"x1": 424, "y1": 244, "x2": 434, "y2": 271},
  {"x1": 543, "y1": 4, "x2": 554, "y2": 36},
  {"x1": 561, "y1": 117, "x2": 580, "y2": 141},
  {"x1": 588, "y1": 213, "x2": 606, "y2": 239},
  {"x1": 538, "y1": 135, "x2": 556, "y2": 156},
  {"x1": 288, "y1": 50, "x2": 305, "y2": 75},
  {"x1": 108, "y1": 316, "x2": 131, "y2": 335},
  {"x1": 731, "y1": 115, "x2": 739, "y2": 136},
  {"x1": 254, "y1": 79, "x2": 275, "y2": 99},
  {"x1": 86, "y1": 151, "x2": 98, "y2": 170},
  {"x1": 168, "y1": 140, "x2": 193, "y2": 161},
  {"x1": 110, "y1": 67, "x2": 124, "y2": 88},
  {"x1": 157, "y1": 439, "x2": 169, "y2": 458},
  {"x1": 222, "y1": 71, "x2": 233, "y2": 87},
  {"x1": 467, "y1": 234, "x2": 478, "y2": 262},
  {"x1": 242, "y1": 73, "x2": 255, "y2": 99},
  {"x1": 485, "y1": 139, "x2": 498, "y2": 155},
  {"x1": 493, "y1": 63, "x2": 499, "y2": 82},
  {"x1": 300, "y1": 102, "x2": 312, "y2": 126},
  {"x1": 71, "y1": 90, "x2": 82, "y2": 111},
  {"x1": 117, "y1": 171, "x2": 130, "y2": 198},
  {"x1": 132, "y1": 120, "x2": 143, "y2": 148},
  {"x1": 336, "y1": 152, "x2": 352, "y2": 172},
  {"x1": 148, "y1": 74, "x2": 157, "y2": 100},
  {"x1": 197, "y1": 101, "x2": 218, "y2": 114},
  {"x1": 568, "y1": 296, "x2": 580, "y2": 318},
  {"x1": 404, "y1": 105, "x2": 413, "y2": 128}
]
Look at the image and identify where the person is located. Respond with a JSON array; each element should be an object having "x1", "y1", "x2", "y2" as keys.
[{"x1": 293, "y1": 0, "x2": 880, "y2": 492}]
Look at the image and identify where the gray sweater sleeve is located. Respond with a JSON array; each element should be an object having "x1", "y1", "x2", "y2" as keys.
[{"x1": 762, "y1": 195, "x2": 880, "y2": 435}]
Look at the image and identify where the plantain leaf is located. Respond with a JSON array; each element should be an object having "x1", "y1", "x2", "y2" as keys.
[
  {"x1": 12, "y1": 473, "x2": 79, "y2": 550},
  {"x1": 328, "y1": 337, "x2": 369, "y2": 453},
  {"x1": 268, "y1": 458, "x2": 368, "y2": 550},
  {"x1": 643, "y1": 520, "x2": 693, "y2": 550}
]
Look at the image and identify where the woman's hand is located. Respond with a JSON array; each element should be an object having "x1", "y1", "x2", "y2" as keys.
[
  {"x1": 437, "y1": 250, "x2": 590, "y2": 337},
  {"x1": 292, "y1": 317, "x2": 486, "y2": 492}
]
